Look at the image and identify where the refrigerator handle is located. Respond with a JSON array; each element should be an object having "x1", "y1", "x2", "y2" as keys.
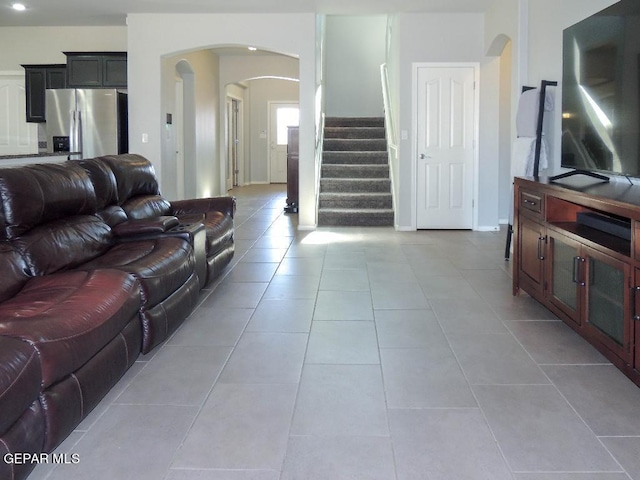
[
  {"x1": 69, "y1": 110, "x2": 83, "y2": 159},
  {"x1": 76, "y1": 110, "x2": 83, "y2": 158},
  {"x1": 69, "y1": 111, "x2": 75, "y2": 152}
]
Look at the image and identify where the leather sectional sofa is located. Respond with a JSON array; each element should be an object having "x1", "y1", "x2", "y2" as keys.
[{"x1": 0, "y1": 154, "x2": 235, "y2": 480}]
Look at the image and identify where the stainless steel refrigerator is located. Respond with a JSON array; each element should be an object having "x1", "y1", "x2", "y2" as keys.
[{"x1": 46, "y1": 89, "x2": 128, "y2": 159}]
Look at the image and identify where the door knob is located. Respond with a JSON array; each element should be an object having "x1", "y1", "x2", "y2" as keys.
[{"x1": 419, "y1": 154, "x2": 432, "y2": 159}]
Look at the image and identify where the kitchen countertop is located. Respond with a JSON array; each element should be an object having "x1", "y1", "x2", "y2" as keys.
[{"x1": 0, "y1": 152, "x2": 78, "y2": 160}]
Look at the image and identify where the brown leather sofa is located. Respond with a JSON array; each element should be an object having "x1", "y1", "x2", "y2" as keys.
[{"x1": 0, "y1": 156, "x2": 235, "y2": 480}]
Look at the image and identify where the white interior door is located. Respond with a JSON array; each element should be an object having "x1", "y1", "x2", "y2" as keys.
[
  {"x1": 226, "y1": 97, "x2": 241, "y2": 190},
  {"x1": 416, "y1": 65, "x2": 476, "y2": 229},
  {"x1": 269, "y1": 102, "x2": 298, "y2": 183}
]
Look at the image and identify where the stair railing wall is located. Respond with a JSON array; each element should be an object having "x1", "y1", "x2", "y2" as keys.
[
  {"x1": 380, "y1": 63, "x2": 398, "y2": 224},
  {"x1": 314, "y1": 84, "x2": 325, "y2": 226}
]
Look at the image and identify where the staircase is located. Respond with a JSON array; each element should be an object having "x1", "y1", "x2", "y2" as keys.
[{"x1": 318, "y1": 117, "x2": 394, "y2": 226}]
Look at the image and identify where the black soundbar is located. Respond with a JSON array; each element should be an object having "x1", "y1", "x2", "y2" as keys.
[{"x1": 576, "y1": 212, "x2": 631, "y2": 241}]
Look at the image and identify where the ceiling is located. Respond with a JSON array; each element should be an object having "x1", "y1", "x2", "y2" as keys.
[{"x1": 1, "y1": 0, "x2": 496, "y2": 27}]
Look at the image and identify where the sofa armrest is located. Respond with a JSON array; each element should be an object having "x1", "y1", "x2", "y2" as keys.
[
  {"x1": 171, "y1": 196, "x2": 236, "y2": 218},
  {"x1": 111, "y1": 216, "x2": 180, "y2": 238}
]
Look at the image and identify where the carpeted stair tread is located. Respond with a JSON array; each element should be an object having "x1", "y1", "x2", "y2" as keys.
[
  {"x1": 319, "y1": 192, "x2": 392, "y2": 209},
  {"x1": 323, "y1": 138, "x2": 387, "y2": 151},
  {"x1": 320, "y1": 178, "x2": 391, "y2": 193},
  {"x1": 324, "y1": 127, "x2": 386, "y2": 139},
  {"x1": 322, "y1": 152, "x2": 388, "y2": 164},
  {"x1": 321, "y1": 164, "x2": 390, "y2": 178},
  {"x1": 325, "y1": 117, "x2": 385, "y2": 128},
  {"x1": 318, "y1": 208, "x2": 394, "y2": 227}
]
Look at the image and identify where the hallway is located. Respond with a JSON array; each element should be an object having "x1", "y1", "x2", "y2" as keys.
[{"x1": 32, "y1": 184, "x2": 640, "y2": 480}]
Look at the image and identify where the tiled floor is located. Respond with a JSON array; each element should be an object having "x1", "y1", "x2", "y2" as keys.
[{"x1": 32, "y1": 184, "x2": 640, "y2": 480}]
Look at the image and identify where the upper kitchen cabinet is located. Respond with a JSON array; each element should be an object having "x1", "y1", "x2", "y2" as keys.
[
  {"x1": 65, "y1": 52, "x2": 127, "y2": 88},
  {"x1": 22, "y1": 64, "x2": 67, "y2": 123}
]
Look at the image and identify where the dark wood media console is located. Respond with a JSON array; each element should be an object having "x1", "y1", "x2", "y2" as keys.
[{"x1": 513, "y1": 176, "x2": 640, "y2": 387}]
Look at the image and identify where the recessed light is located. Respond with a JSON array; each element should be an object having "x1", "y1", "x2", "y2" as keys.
[
  {"x1": 248, "y1": 46, "x2": 257, "y2": 51},
  {"x1": 12, "y1": 3, "x2": 26, "y2": 11}
]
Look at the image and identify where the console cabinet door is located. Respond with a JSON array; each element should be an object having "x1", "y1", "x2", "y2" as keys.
[
  {"x1": 583, "y1": 247, "x2": 631, "y2": 363},
  {"x1": 517, "y1": 217, "x2": 546, "y2": 297},
  {"x1": 635, "y1": 269, "x2": 640, "y2": 375},
  {"x1": 547, "y1": 230, "x2": 583, "y2": 326}
]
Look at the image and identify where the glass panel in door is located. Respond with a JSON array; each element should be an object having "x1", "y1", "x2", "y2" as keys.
[
  {"x1": 587, "y1": 258, "x2": 624, "y2": 345},
  {"x1": 552, "y1": 238, "x2": 579, "y2": 311}
]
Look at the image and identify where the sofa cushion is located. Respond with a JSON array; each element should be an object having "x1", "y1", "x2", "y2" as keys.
[
  {"x1": 111, "y1": 216, "x2": 180, "y2": 237},
  {"x1": 171, "y1": 196, "x2": 236, "y2": 219},
  {"x1": 0, "y1": 336, "x2": 41, "y2": 434},
  {"x1": 13, "y1": 215, "x2": 111, "y2": 276},
  {"x1": 178, "y1": 212, "x2": 234, "y2": 256},
  {"x1": 0, "y1": 242, "x2": 29, "y2": 303},
  {"x1": 121, "y1": 195, "x2": 172, "y2": 220},
  {"x1": 0, "y1": 162, "x2": 97, "y2": 240},
  {"x1": 78, "y1": 237, "x2": 195, "y2": 307},
  {"x1": 0, "y1": 269, "x2": 142, "y2": 388}
]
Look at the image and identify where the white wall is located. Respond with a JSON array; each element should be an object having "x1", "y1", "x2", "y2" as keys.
[
  {"x1": 526, "y1": 0, "x2": 618, "y2": 175},
  {"x1": 324, "y1": 15, "x2": 386, "y2": 117},
  {"x1": 126, "y1": 13, "x2": 317, "y2": 228},
  {"x1": 386, "y1": 15, "x2": 401, "y2": 229},
  {"x1": 498, "y1": 40, "x2": 513, "y2": 223},
  {"x1": 0, "y1": 26, "x2": 127, "y2": 71}
]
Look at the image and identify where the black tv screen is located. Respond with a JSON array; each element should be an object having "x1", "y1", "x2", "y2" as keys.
[{"x1": 561, "y1": 0, "x2": 640, "y2": 177}]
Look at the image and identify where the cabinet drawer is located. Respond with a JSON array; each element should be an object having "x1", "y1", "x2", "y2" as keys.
[{"x1": 520, "y1": 190, "x2": 544, "y2": 218}]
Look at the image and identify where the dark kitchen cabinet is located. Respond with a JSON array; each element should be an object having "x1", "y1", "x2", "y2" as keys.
[
  {"x1": 65, "y1": 52, "x2": 127, "y2": 88},
  {"x1": 22, "y1": 64, "x2": 67, "y2": 123}
]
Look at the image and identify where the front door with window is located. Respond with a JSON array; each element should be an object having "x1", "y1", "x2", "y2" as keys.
[{"x1": 269, "y1": 103, "x2": 299, "y2": 184}]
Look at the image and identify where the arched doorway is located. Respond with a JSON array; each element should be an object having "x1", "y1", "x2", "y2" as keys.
[{"x1": 487, "y1": 33, "x2": 514, "y2": 224}]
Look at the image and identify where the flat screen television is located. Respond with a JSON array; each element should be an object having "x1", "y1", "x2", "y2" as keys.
[{"x1": 561, "y1": 0, "x2": 640, "y2": 179}]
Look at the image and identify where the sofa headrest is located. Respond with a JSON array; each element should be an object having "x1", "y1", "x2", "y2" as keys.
[
  {"x1": 0, "y1": 162, "x2": 97, "y2": 240},
  {"x1": 75, "y1": 158, "x2": 119, "y2": 210},
  {"x1": 97, "y1": 154, "x2": 161, "y2": 203}
]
